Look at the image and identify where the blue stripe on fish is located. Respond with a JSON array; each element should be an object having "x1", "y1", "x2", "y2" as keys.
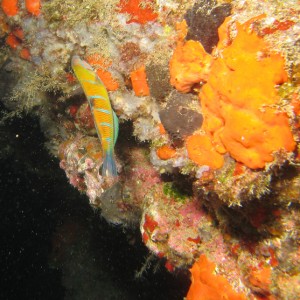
[
  {"x1": 82, "y1": 79, "x2": 99, "y2": 85},
  {"x1": 94, "y1": 108, "x2": 111, "y2": 114},
  {"x1": 88, "y1": 95, "x2": 107, "y2": 101},
  {"x1": 100, "y1": 122, "x2": 112, "y2": 127}
]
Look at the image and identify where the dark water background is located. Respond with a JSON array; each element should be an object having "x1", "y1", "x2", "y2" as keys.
[{"x1": 0, "y1": 107, "x2": 189, "y2": 300}]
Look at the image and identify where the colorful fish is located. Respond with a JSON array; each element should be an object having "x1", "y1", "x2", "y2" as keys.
[{"x1": 71, "y1": 55, "x2": 119, "y2": 177}]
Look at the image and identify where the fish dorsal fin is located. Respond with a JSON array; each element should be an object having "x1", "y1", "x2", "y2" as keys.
[{"x1": 113, "y1": 111, "x2": 119, "y2": 146}]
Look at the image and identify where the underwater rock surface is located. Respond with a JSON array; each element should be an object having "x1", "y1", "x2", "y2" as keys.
[
  {"x1": 1, "y1": 0, "x2": 300, "y2": 299},
  {"x1": 184, "y1": 0, "x2": 232, "y2": 53},
  {"x1": 159, "y1": 90, "x2": 203, "y2": 143}
]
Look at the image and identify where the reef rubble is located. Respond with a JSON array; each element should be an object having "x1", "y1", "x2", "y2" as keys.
[{"x1": 1, "y1": 0, "x2": 300, "y2": 299}]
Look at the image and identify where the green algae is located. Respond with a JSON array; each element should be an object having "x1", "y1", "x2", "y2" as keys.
[{"x1": 163, "y1": 182, "x2": 186, "y2": 202}]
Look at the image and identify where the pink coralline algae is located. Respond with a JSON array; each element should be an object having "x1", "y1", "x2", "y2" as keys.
[
  {"x1": 141, "y1": 187, "x2": 222, "y2": 267},
  {"x1": 59, "y1": 135, "x2": 103, "y2": 199}
]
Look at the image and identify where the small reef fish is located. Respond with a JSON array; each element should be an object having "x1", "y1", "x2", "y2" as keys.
[{"x1": 71, "y1": 55, "x2": 119, "y2": 177}]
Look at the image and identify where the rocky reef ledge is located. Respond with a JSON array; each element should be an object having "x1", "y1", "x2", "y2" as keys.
[{"x1": 1, "y1": 0, "x2": 299, "y2": 299}]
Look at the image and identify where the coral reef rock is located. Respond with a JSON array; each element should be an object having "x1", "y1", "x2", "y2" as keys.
[{"x1": 1, "y1": 0, "x2": 300, "y2": 299}]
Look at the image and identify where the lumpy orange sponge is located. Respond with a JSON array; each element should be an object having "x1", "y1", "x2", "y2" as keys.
[
  {"x1": 130, "y1": 66, "x2": 150, "y2": 96},
  {"x1": 200, "y1": 18, "x2": 295, "y2": 169},
  {"x1": 170, "y1": 40, "x2": 212, "y2": 93},
  {"x1": 186, "y1": 135, "x2": 224, "y2": 169},
  {"x1": 186, "y1": 254, "x2": 246, "y2": 300},
  {"x1": 1, "y1": 0, "x2": 18, "y2": 16},
  {"x1": 25, "y1": 0, "x2": 41, "y2": 16},
  {"x1": 156, "y1": 145, "x2": 176, "y2": 160},
  {"x1": 178, "y1": 17, "x2": 296, "y2": 169}
]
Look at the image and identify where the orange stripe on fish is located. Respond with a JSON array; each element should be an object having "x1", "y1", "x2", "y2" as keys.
[{"x1": 71, "y1": 55, "x2": 119, "y2": 177}]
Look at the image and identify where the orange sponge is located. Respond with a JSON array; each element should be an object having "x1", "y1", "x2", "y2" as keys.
[
  {"x1": 12, "y1": 28, "x2": 24, "y2": 40},
  {"x1": 86, "y1": 54, "x2": 119, "y2": 91},
  {"x1": 25, "y1": 0, "x2": 41, "y2": 16},
  {"x1": 174, "y1": 16, "x2": 295, "y2": 169},
  {"x1": 186, "y1": 135, "x2": 224, "y2": 169},
  {"x1": 169, "y1": 40, "x2": 212, "y2": 93},
  {"x1": 1, "y1": 0, "x2": 18, "y2": 16},
  {"x1": 6, "y1": 33, "x2": 21, "y2": 49},
  {"x1": 156, "y1": 145, "x2": 176, "y2": 160},
  {"x1": 186, "y1": 254, "x2": 246, "y2": 300},
  {"x1": 248, "y1": 265, "x2": 272, "y2": 297},
  {"x1": 130, "y1": 66, "x2": 150, "y2": 96},
  {"x1": 19, "y1": 47, "x2": 31, "y2": 60},
  {"x1": 200, "y1": 18, "x2": 295, "y2": 168}
]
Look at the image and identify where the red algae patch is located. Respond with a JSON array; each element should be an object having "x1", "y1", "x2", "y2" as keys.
[{"x1": 118, "y1": 0, "x2": 158, "y2": 24}]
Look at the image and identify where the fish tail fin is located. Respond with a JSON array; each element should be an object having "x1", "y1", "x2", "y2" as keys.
[{"x1": 102, "y1": 151, "x2": 117, "y2": 177}]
